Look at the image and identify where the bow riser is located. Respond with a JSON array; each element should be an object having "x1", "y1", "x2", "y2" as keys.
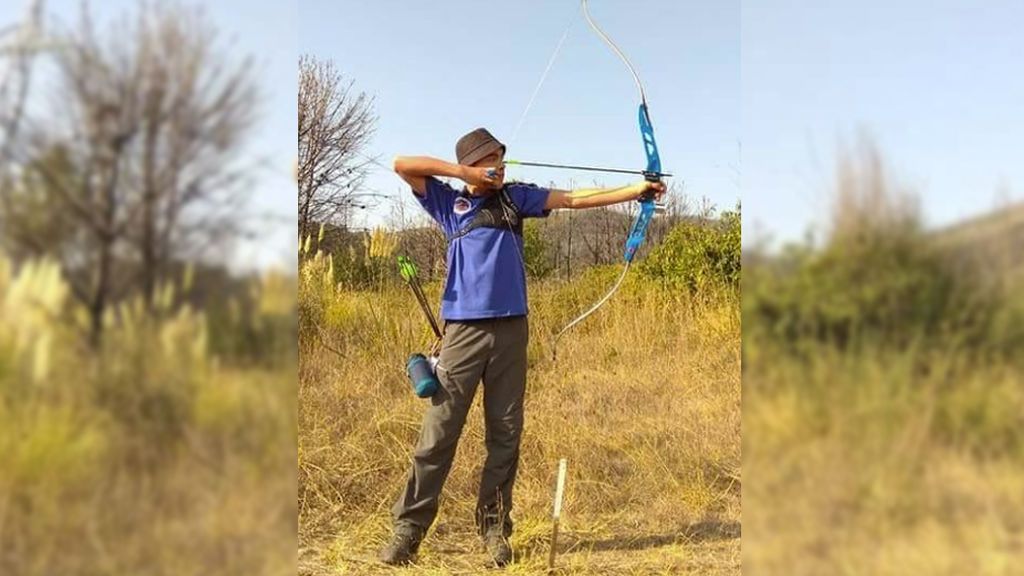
[
  {"x1": 624, "y1": 199, "x2": 655, "y2": 263},
  {"x1": 628, "y1": 102, "x2": 661, "y2": 262},
  {"x1": 639, "y1": 103, "x2": 662, "y2": 181}
]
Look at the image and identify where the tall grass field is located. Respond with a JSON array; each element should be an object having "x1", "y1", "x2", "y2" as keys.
[
  {"x1": 0, "y1": 256, "x2": 297, "y2": 575},
  {"x1": 742, "y1": 147, "x2": 1024, "y2": 575},
  {"x1": 299, "y1": 213, "x2": 742, "y2": 575}
]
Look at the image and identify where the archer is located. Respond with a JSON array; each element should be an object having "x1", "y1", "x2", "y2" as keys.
[{"x1": 379, "y1": 127, "x2": 664, "y2": 567}]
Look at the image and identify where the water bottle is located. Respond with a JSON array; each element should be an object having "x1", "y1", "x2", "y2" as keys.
[{"x1": 406, "y1": 353, "x2": 440, "y2": 398}]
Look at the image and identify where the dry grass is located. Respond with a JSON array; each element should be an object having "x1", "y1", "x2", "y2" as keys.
[
  {"x1": 0, "y1": 255, "x2": 297, "y2": 575},
  {"x1": 299, "y1": 268, "x2": 741, "y2": 574},
  {"x1": 743, "y1": 346, "x2": 1024, "y2": 575},
  {"x1": 742, "y1": 141, "x2": 1024, "y2": 575}
]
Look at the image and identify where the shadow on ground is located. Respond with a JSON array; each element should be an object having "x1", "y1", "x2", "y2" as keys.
[{"x1": 565, "y1": 520, "x2": 741, "y2": 553}]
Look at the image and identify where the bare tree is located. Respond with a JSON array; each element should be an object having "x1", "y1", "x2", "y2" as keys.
[
  {"x1": 122, "y1": 4, "x2": 258, "y2": 304},
  {"x1": 2, "y1": 2, "x2": 258, "y2": 345},
  {"x1": 297, "y1": 54, "x2": 377, "y2": 241},
  {"x1": 0, "y1": 0, "x2": 52, "y2": 175}
]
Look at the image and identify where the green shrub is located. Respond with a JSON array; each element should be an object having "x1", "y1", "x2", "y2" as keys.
[
  {"x1": 641, "y1": 209, "x2": 741, "y2": 293},
  {"x1": 743, "y1": 226, "x2": 1005, "y2": 353},
  {"x1": 522, "y1": 219, "x2": 555, "y2": 279}
]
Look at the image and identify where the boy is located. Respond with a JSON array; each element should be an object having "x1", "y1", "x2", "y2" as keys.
[{"x1": 381, "y1": 127, "x2": 664, "y2": 567}]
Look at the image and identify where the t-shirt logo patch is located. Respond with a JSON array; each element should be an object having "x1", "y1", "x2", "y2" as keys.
[{"x1": 453, "y1": 197, "x2": 472, "y2": 215}]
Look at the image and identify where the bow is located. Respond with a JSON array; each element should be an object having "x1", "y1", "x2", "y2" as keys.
[{"x1": 552, "y1": 0, "x2": 666, "y2": 353}]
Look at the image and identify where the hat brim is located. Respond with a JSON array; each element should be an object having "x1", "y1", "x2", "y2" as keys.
[{"x1": 460, "y1": 141, "x2": 506, "y2": 166}]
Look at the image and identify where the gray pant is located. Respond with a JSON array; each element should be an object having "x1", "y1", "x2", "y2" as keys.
[{"x1": 392, "y1": 316, "x2": 529, "y2": 537}]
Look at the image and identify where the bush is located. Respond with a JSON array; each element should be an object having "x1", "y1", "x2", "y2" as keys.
[
  {"x1": 743, "y1": 221, "x2": 1011, "y2": 354},
  {"x1": 522, "y1": 219, "x2": 555, "y2": 279},
  {"x1": 641, "y1": 209, "x2": 741, "y2": 293}
]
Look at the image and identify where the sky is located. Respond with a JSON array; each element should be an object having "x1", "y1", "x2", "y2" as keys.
[
  {"x1": 5, "y1": 1, "x2": 1020, "y2": 263},
  {"x1": 299, "y1": 0, "x2": 741, "y2": 230},
  {"x1": 743, "y1": 0, "x2": 1024, "y2": 245},
  {"x1": 0, "y1": 0, "x2": 297, "y2": 272}
]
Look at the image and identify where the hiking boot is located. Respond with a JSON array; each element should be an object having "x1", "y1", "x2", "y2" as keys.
[
  {"x1": 379, "y1": 526, "x2": 424, "y2": 566},
  {"x1": 483, "y1": 530, "x2": 513, "y2": 567}
]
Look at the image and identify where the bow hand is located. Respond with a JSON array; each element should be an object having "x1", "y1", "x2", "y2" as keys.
[{"x1": 634, "y1": 180, "x2": 666, "y2": 202}]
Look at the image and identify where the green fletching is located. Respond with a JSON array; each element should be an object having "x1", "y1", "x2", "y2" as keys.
[{"x1": 397, "y1": 255, "x2": 417, "y2": 282}]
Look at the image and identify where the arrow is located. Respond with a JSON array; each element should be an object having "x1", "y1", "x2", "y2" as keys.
[
  {"x1": 397, "y1": 255, "x2": 442, "y2": 341},
  {"x1": 504, "y1": 159, "x2": 672, "y2": 179}
]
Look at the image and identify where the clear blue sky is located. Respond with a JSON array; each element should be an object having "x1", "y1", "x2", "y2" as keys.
[
  {"x1": 9, "y1": 1, "x2": 1019, "y2": 259},
  {"x1": 299, "y1": 0, "x2": 741, "y2": 230},
  {"x1": 1, "y1": 0, "x2": 296, "y2": 272},
  {"x1": 743, "y1": 0, "x2": 1024, "y2": 245}
]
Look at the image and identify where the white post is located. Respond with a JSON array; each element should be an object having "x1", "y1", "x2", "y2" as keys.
[{"x1": 548, "y1": 458, "x2": 568, "y2": 572}]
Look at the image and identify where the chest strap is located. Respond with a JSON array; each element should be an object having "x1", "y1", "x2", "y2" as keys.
[{"x1": 448, "y1": 188, "x2": 523, "y2": 242}]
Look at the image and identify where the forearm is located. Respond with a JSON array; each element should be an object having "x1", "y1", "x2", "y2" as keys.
[
  {"x1": 393, "y1": 155, "x2": 465, "y2": 180},
  {"x1": 564, "y1": 184, "x2": 642, "y2": 209}
]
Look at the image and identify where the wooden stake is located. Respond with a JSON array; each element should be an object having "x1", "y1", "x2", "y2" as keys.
[{"x1": 547, "y1": 458, "x2": 568, "y2": 573}]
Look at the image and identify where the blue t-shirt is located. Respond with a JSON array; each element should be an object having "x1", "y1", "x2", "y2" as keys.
[{"x1": 415, "y1": 177, "x2": 551, "y2": 321}]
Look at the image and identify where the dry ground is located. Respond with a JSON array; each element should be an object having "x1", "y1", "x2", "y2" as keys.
[{"x1": 299, "y1": 275, "x2": 741, "y2": 575}]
